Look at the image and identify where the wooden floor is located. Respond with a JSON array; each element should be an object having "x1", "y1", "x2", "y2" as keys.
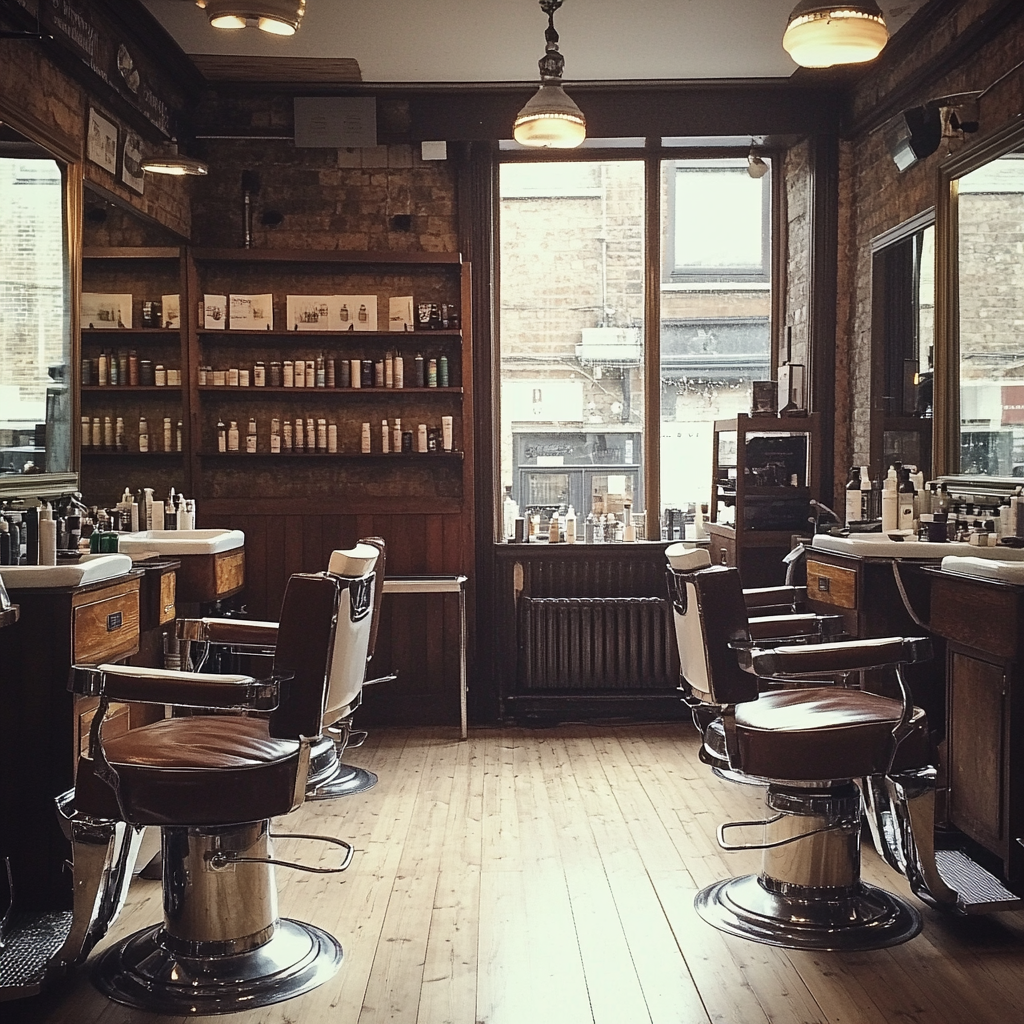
[{"x1": 15, "y1": 724, "x2": 1024, "y2": 1024}]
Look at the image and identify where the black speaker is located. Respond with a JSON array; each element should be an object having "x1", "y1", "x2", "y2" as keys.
[{"x1": 883, "y1": 105, "x2": 942, "y2": 172}]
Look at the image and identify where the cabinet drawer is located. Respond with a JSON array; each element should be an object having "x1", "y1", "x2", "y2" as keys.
[
  {"x1": 215, "y1": 549, "x2": 245, "y2": 597},
  {"x1": 159, "y1": 571, "x2": 176, "y2": 625},
  {"x1": 73, "y1": 588, "x2": 140, "y2": 663},
  {"x1": 807, "y1": 559, "x2": 857, "y2": 610}
]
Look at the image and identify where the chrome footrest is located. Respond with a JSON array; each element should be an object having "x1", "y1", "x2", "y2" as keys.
[
  {"x1": 0, "y1": 911, "x2": 72, "y2": 1001},
  {"x1": 935, "y1": 850, "x2": 1022, "y2": 914}
]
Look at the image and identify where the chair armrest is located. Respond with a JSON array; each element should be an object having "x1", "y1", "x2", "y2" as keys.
[
  {"x1": 738, "y1": 636, "x2": 932, "y2": 678},
  {"x1": 177, "y1": 617, "x2": 279, "y2": 647},
  {"x1": 747, "y1": 613, "x2": 820, "y2": 640},
  {"x1": 743, "y1": 585, "x2": 806, "y2": 610},
  {"x1": 70, "y1": 663, "x2": 281, "y2": 711}
]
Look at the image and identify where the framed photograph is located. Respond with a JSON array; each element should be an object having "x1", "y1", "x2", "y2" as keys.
[
  {"x1": 161, "y1": 294, "x2": 181, "y2": 330},
  {"x1": 229, "y1": 293, "x2": 274, "y2": 330},
  {"x1": 388, "y1": 295, "x2": 415, "y2": 332},
  {"x1": 286, "y1": 294, "x2": 336, "y2": 331},
  {"x1": 82, "y1": 292, "x2": 132, "y2": 329},
  {"x1": 204, "y1": 294, "x2": 227, "y2": 330},
  {"x1": 121, "y1": 130, "x2": 145, "y2": 194},
  {"x1": 86, "y1": 109, "x2": 118, "y2": 174},
  {"x1": 751, "y1": 380, "x2": 779, "y2": 417},
  {"x1": 336, "y1": 295, "x2": 377, "y2": 331}
]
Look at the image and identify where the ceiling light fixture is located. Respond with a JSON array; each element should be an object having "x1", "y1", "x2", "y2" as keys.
[
  {"x1": 747, "y1": 146, "x2": 769, "y2": 179},
  {"x1": 200, "y1": 0, "x2": 306, "y2": 36},
  {"x1": 513, "y1": 0, "x2": 586, "y2": 149},
  {"x1": 782, "y1": 1, "x2": 888, "y2": 68},
  {"x1": 141, "y1": 145, "x2": 209, "y2": 177}
]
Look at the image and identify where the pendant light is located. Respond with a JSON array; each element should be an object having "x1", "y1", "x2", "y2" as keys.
[
  {"x1": 141, "y1": 145, "x2": 208, "y2": 177},
  {"x1": 513, "y1": 0, "x2": 586, "y2": 149},
  {"x1": 200, "y1": 0, "x2": 306, "y2": 36},
  {"x1": 782, "y1": 1, "x2": 888, "y2": 68}
]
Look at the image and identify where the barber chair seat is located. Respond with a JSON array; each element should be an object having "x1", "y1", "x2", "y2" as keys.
[
  {"x1": 178, "y1": 539, "x2": 389, "y2": 800},
  {"x1": 66, "y1": 569, "x2": 367, "y2": 1014},
  {"x1": 667, "y1": 554, "x2": 936, "y2": 950}
]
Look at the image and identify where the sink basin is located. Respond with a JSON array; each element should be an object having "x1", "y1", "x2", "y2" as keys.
[
  {"x1": 811, "y1": 534, "x2": 1024, "y2": 560},
  {"x1": 117, "y1": 529, "x2": 245, "y2": 557},
  {"x1": 941, "y1": 556, "x2": 1024, "y2": 583},
  {"x1": 0, "y1": 553, "x2": 133, "y2": 589}
]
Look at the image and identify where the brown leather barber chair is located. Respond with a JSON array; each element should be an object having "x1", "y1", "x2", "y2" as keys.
[
  {"x1": 68, "y1": 570, "x2": 365, "y2": 1014},
  {"x1": 177, "y1": 539, "x2": 390, "y2": 800},
  {"x1": 667, "y1": 554, "x2": 934, "y2": 950}
]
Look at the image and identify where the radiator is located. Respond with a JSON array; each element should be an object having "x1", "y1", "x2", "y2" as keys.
[{"x1": 518, "y1": 596, "x2": 680, "y2": 690}]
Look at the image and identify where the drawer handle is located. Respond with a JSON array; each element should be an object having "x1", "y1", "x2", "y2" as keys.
[
  {"x1": 817, "y1": 577, "x2": 831, "y2": 593},
  {"x1": 107, "y1": 611, "x2": 123, "y2": 632}
]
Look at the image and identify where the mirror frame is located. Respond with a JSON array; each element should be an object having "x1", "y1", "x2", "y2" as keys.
[
  {"x1": 934, "y1": 116, "x2": 1024, "y2": 478},
  {"x1": 0, "y1": 101, "x2": 83, "y2": 500}
]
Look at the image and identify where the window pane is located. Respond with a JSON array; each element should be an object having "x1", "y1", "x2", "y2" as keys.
[
  {"x1": 499, "y1": 160, "x2": 646, "y2": 539},
  {"x1": 660, "y1": 157, "x2": 772, "y2": 529},
  {"x1": 958, "y1": 153, "x2": 1024, "y2": 476}
]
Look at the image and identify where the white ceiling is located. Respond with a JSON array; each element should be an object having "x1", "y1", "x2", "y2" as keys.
[{"x1": 142, "y1": 0, "x2": 930, "y2": 84}]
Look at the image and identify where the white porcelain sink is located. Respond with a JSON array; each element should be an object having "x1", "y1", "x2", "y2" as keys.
[
  {"x1": 941, "y1": 556, "x2": 1024, "y2": 583},
  {"x1": 0, "y1": 553, "x2": 133, "y2": 589},
  {"x1": 117, "y1": 529, "x2": 245, "y2": 557},
  {"x1": 811, "y1": 534, "x2": 1024, "y2": 560}
]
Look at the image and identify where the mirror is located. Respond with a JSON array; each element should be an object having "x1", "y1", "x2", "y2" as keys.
[
  {"x1": 870, "y1": 212, "x2": 935, "y2": 477},
  {"x1": 0, "y1": 123, "x2": 79, "y2": 499},
  {"x1": 936, "y1": 119, "x2": 1024, "y2": 478}
]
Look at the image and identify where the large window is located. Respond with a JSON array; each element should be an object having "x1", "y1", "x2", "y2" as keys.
[{"x1": 498, "y1": 151, "x2": 772, "y2": 540}]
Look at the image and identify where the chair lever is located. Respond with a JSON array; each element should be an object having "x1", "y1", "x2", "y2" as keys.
[
  {"x1": 717, "y1": 813, "x2": 853, "y2": 852},
  {"x1": 206, "y1": 832, "x2": 354, "y2": 874}
]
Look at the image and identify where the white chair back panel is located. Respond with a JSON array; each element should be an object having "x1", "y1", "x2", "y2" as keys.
[{"x1": 674, "y1": 580, "x2": 713, "y2": 698}]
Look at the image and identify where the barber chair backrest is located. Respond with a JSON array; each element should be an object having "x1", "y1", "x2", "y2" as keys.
[
  {"x1": 322, "y1": 544, "x2": 380, "y2": 722},
  {"x1": 358, "y1": 536, "x2": 387, "y2": 661},
  {"x1": 667, "y1": 562, "x2": 758, "y2": 706},
  {"x1": 269, "y1": 572, "x2": 342, "y2": 740}
]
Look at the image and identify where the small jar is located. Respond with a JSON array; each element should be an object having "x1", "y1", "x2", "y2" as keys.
[
  {"x1": 254, "y1": 361, "x2": 266, "y2": 387},
  {"x1": 283, "y1": 360, "x2": 294, "y2": 387},
  {"x1": 213, "y1": 369, "x2": 226, "y2": 387},
  {"x1": 239, "y1": 368, "x2": 250, "y2": 387},
  {"x1": 269, "y1": 361, "x2": 282, "y2": 387},
  {"x1": 227, "y1": 367, "x2": 239, "y2": 387},
  {"x1": 198, "y1": 365, "x2": 208, "y2": 386},
  {"x1": 139, "y1": 360, "x2": 154, "y2": 386},
  {"x1": 154, "y1": 364, "x2": 167, "y2": 387}
]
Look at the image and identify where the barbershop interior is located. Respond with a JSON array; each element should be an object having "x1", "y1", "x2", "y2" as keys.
[{"x1": 2, "y1": 0, "x2": 1024, "y2": 1020}]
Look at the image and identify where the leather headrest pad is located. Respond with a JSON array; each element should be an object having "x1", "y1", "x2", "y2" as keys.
[
  {"x1": 328, "y1": 543, "x2": 379, "y2": 579},
  {"x1": 666, "y1": 544, "x2": 712, "y2": 571}
]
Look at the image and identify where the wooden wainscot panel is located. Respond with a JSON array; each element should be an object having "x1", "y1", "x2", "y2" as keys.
[
  {"x1": 72, "y1": 578, "x2": 141, "y2": 663},
  {"x1": 931, "y1": 575, "x2": 1018, "y2": 660},
  {"x1": 806, "y1": 559, "x2": 857, "y2": 609}
]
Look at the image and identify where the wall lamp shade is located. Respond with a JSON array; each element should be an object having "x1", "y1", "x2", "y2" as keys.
[
  {"x1": 141, "y1": 153, "x2": 209, "y2": 176},
  {"x1": 782, "y1": 1, "x2": 888, "y2": 68},
  {"x1": 203, "y1": 0, "x2": 305, "y2": 35},
  {"x1": 513, "y1": 0, "x2": 586, "y2": 149}
]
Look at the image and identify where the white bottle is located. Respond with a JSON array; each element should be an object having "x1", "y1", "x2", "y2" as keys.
[
  {"x1": 271, "y1": 417, "x2": 281, "y2": 454},
  {"x1": 361, "y1": 422, "x2": 371, "y2": 454},
  {"x1": 163, "y1": 417, "x2": 173, "y2": 452},
  {"x1": 882, "y1": 486, "x2": 899, "y2": 532},
  {"x1": 39, "y1": 504, "x2": 57, "y2": 565},
  {"x1": 246, "y1": 417, "x2": 257, "y2": 453},
  {"x1": 228, "y1": 420, "x2": 239, "y2": 452},
  {"x1": 503, "y1": 487, "x2": 519, "y2": 540},
  {"x1": 394, "y1": 353, "x2": 404, "y2": 388},
  {"x1": 138, "y1": 417, "x2": 149, "y2": 453},
  {"x1": 565, "y1": 505, "x2": 577, "y2": 544},
  {"x1": 692, "y1": 502, "x2": 706, "y2": 540},
  {"x1": 393, "y1": 418, "x2": 402, "y2": 452},
  {"x1": 382, "y1": 419, "x2": 390, "y2": 454}
]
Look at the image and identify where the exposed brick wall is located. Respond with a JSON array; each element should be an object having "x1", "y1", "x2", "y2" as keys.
[
  {"x1": 783, "y1": 140, "x2": 811, "y2": 372},
  {"x1": 833, "y1": 5, "x2": 1024, "y2": 503}
]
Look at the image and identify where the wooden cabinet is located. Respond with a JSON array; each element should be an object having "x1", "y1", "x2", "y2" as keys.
[
  {"x1": 930, "y1": 571, "x2": 1024, "y2": 888},
  {"x1": 709, "y1": 413, "x2": 821, "y2": 586},
  {"x1": 0, "y1": 572, "x2": 142, "y2": 911}
]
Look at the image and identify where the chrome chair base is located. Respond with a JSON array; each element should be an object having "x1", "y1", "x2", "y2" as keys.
[
  {"x1": 92, "y1": 918, "x2": 342, "y2": 1015},
  {"x1": 695, "y1": 874, "x2": 922, "y2": 951},
  {"x1": 308, "y1": 763, "x2": 378, "y2": 800}
]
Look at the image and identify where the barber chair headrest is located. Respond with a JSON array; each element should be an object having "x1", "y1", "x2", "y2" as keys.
[
  {"x1": 328, "y1": 543, "x2": 380, "y2": 580},
  {"x1": 666, "y1": 543, "x2": 712, "y2": 572}
]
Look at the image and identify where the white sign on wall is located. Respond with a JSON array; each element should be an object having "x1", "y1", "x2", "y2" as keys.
[{"x1": 505, "y1": 380, "x2": 584, "y2": 422}]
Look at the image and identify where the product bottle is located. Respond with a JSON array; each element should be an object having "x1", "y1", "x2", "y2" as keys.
[
  {"x1": 328, "y1": 423, "x2": 338, "y2": 453},
  {"x1": 270, "y1": 417, "x2": 281, "y2": 454},
  {"x1": 881, "y1": 473, "x2": 898, "y2": 532},
  {"x1": 98, "y1": 350, "x2": 109, "y2": 386},
  {"x1": 897, "y1": 468, "x2": 916, "y2": 532},
  {"x1": 163, "y1": 417, "x2": 173, "y2": 452},
  {"x1": 382, "y1": 419, "x2": 390, "y2": 454},
  {"x1": 103, "y1": 416, "x2": 114, "y2": 449},
  {"x1": 845, "y1": 466, "x2": 862, "y2": 526},
  {"x1": 394, "y1": 353, "x2": 404, "y2": 389},
  {"x1": 138, "y1": 416, "x2": 149, "y2": 453},
  {"x1": 39, "y1": 504, "x2": 57, "y2": 566},
  {"x1": 129, "y1": 350, "x2": 139, "y2": 385},
  {"x1": 295, "y1": 418, "x2": 305, "y2": 452},
  {"x1": 227, "y1": 420, "x2": 239, "y2": 452},
  {"x1": 217, "y1": 419, "x2": 227, "y2": 453},
  {"x1": 415, "y1": 352, "x2": 425, "y2": 388},
  {"x1": 246, "y1": 417, "x2": 257, "y2": 453},
  {"x1": 584, "y1": 512, "x2": 596, "y2": 544},
  {"x1": 438, "y1": 354, "x2": 449, "y2": 388},
  {"x1": 166, "y1": 489, "x2": 178, "y2": 530},
  {"x1": 427, "y1": 357, "x2": 438, "y2": 387},
  {"x1": 283, "y1": 420, "x2": 293, "y2": 452},
  {"x1": 503, "y1": 486, "x2": 519, "y2": 541},
  {"x1": 317, "y1": 418, "x2": 327, "y2": 452},
  {"x1": 393, "y1": 417, "x2": 402, "y2": 453},
  {"x1": 548, "y1": 512, "x2": 560, "y2": 543},
  {"x1": 565, "y1": 505, "x2": 577, "y2": 544},
  {"x1": 176, "y1": 420, "x2": 183, "y2": 452},
  {"x1": 316, "y1": 353, "x2": 326, "y2": 388},
  {"x1": 385, "y1": 352, "x2": 394, "y2": 388},
  {"x1": 361, "y1": 422, "x2": 371, "y2": 454}
]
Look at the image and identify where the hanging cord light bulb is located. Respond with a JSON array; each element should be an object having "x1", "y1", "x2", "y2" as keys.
[
  {"x1": 747, "y1": 145, "x2": 768, "y2": 179},
  {"x1": 513, "y1": 0, "x2": 586, "y2": 149},
  {"x1": 782, "y1": 1, "x2": 888, "y2": 69}
]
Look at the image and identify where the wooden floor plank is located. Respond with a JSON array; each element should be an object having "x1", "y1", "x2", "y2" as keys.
[{"x1": 13, "y1": 726, "x2": 1024, "y2": 1024}]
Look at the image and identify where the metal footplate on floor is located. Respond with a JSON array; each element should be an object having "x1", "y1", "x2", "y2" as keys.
[
  {"x1": 0, "y1": 911, "x2": 73, "y2": 1001},
  {"x1": 934, "y1": 849, "x2": 1022, "y2": 914}
]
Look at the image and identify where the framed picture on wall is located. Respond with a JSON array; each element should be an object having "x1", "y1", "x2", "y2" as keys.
[
  {"x1": 121, "y1": 130, "x2": 145, "y2": 195},
  {"x1": 86, "y1": 109, "x2": 118, "y2": 174}
]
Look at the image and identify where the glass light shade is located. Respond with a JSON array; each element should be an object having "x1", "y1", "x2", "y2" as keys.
[
  {"x1": 205, "y1": 0, "x2": 304, "y2": 34},
  {"x1": 783, "y1": 6, "x2": 888, "y2": 68},
  {"x1": 513, "y1": 82, "x2": 587, "y2": 149},
  {"x1": 141, "y1": 154, "x2": 209, "y2": 177}
]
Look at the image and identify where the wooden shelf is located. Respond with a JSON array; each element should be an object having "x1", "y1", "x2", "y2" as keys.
[
  {"x1": 199, "y1": 450, "x2": 463, "y2": 460},
  {"x1": 197, "y1": 385, "x2": 462, "y2": 395},
  {"x1": 82, "y1": 386, "x2": 182, "y2": 393},
  {"x1": 197, "y1": 329, "x2": 462, "y2": 340},
  {"x1": 82, "y1": 328, "x2": 180, "y2": 336},
  {"x1": 81, "y1": 450, "x2": 183, "y2": 457},
  {"x1": 192, "y1": 248, "x2": 462, "y2": 265},
  {"x1": 84, "y1": 247, "x2": 183, "y2": 260}
]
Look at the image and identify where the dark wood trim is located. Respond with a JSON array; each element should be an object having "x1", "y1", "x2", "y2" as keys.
[
  {"x1": 643, "y1": 147, "x2": 662, "y2": 529},
  {"x1": 191, "y1": 248, "x2": 463, "y2": 265},
  {"x1": 869, "y1": 207, "x2": 936, "y2": 255},
  {"x1": 807, "y1": 134, "x2": 839, "y2": 505},
  {"x1": 771, "y1": 149, "x2": 787, "y2": 380},
  {"x1": 84, "y1": 246, "x2": 183, "y2": 260},
  {"x1": 0, "y1": 88, "x2": 81, "y2": 164}
]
